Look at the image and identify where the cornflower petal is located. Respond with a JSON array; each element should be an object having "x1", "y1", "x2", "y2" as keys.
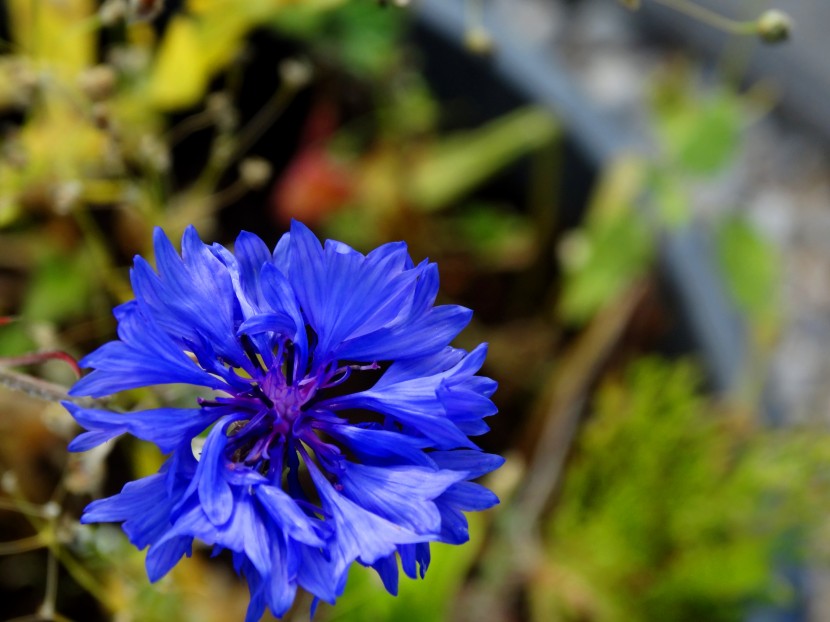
[
  {"x1": 80, "y1": 473, "x2": 173, "y2": 549},
  {"x1": 305, "y1": 459, "x2": 427, "y2": 576},
  {"x1": 70, "y1": 301, "x2": 226, "y2": 397},
  {"x1": 65, "y1": 402, "x2": 217, "y2": 454},
  {"x1": 338, "y1": 463, "x2": 467, "y2": 533}
]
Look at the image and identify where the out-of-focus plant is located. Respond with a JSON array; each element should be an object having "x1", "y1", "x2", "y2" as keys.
[
  {"x1": 318, "y1": 106, "x2": 558, "y2": 252},
  {"x1": 617, "y1": 0, "x2": 793, "y2": 44},
  {"x1": 531, "y1": 357, "x2": 830, "y2": 622},
  {"x1": 555, "y1": 67, "x2": 745, "y2": 327},
  {"x1": 557, "y1": 157, "x2": 653, "y2": 325},
  {"x1": 558, "y1": 61, "x2": 781, "y2": 350},
  {"x1": 649, "y1": 62, "x2": 783, "y2": 346}
]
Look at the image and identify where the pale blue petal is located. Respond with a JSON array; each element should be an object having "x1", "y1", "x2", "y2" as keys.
[{"x1": 339, "y1": 462, "x2": 466, "y2": 533}]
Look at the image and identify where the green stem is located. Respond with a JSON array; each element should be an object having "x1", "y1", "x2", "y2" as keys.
[
  {"x1": 38, "y1": 548, "x2": 59, "y2": 619},
  {"x1": 0, "y1": 497, "x2": 58, "y2": 518},
  {"x1": 0, "y1": 533, "x2": 45, "y2": 555},
  {"x1": 51, "y1": 544, "x2": 121, "y2": 613},
  {"x1": 650, "y1": 0, "x2": 757, "y2": 35}
]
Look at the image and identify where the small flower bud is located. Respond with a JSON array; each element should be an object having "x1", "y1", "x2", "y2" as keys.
[
  {"x1": 464, "y1": 27, "x2": 494, "y2": 55},
  {"x1": 78, "y1": 65, "x2": 118, "y2": 102},
  {"x1": 2, "y1": 60, "x2": 39, "y2": 109},
  {"x1": 53, "y1": 181, "x2": 83, "y2": 215},
  {"x1": 239, "y1": 157, "x2": 273, "y2": 190},
  {"x1": 757, "y1": 9, "x2": 792, "y2": 44},
  {"x1": 139, "y1": 135, "x2": 170, "y2": 173},
  {"x1": 206, "y1": 92, "x2": 238, "y2": 133},
  {"x1": 91, "y1": 102, "x2": 112, "y2": 131},
  {"x1": 1, "y1": 470, "x2": 18, "y2": 494},
  {"x1": 107, "y1": 46, "x2": 150, "y2": 75},
  {"x1": 558, "y1": 232, "x2": 592, "y2": 270},
  {"x1": 98, "y1": 0, "x2": 127, "y2": 26},
  {"x1": 42, "y1": 501, "x2": 61, "y2": 520},
  {"x1": 279, "y1": 58, "x2": 313, "y2": 90},
  {"x1": 65, "y1": 448, "x2": 109, "y2": 495}
]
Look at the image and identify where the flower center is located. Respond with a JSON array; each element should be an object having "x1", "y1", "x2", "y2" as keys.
[
  {"x1": 226, "y1": 369, "x2": 316, "y2": 468},
  {"x1": 199, "y1": 332, "x2": 381, "y2": 493}
]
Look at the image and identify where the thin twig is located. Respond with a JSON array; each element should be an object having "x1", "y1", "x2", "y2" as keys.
[
  {"x1": 52, "y1": 545, "x2": 120, "y2": 613},
  {"x1": 166, "y1": 110, "x2": 215, "y2": 147},
  {"x1": 516, "y1": 283, "x2": 649, "y2": 522},
  {"x1": 38, "y1": 548, "x2": 59, "y2": 619},
  {"x1": 219, "y1": 82, "x2": 298, "y2": 176},
  {"x1": 650, "y1": 0, "x2": 756, "y2": 35},
  {"x1": 0, "y1": 497, "x2": 58, "y2": 518},
  {"x1": 0, "y1": 351, "x2": 81, "y2": 378},
  {"x1": 0, "y1": 533, "x2": 45, "y2": 555},
  {"x1": 0, "y1": 367, "x2": 71, "y2": 403}
]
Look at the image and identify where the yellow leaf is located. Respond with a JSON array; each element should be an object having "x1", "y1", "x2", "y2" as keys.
[
  {"x1": 149, "y1": 16, "x2": 211, "y2": 110},
  {"x1": 7, "y1": 0, "x2": 95, "y2": 76}
]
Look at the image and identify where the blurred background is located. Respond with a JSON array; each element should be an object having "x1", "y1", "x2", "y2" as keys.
[{"x1": 2, "y1": 0, "x2": 830, "y2": 620}]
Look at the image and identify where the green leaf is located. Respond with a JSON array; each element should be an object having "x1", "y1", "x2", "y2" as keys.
[
  {"x1": 655, "y1": 88, "x2": 741, "y2": 176},
  {"x1": 715, "y1": 216, "x2": 781, "y2": 326},
  {"x1": 557, "y1": 207, "x2": 652, "y2": 325},
  {"x1": 449, "y1": 203, "x2": 537, "y2": 270},
  {"x1": 651, "y1": 170, "x2": 691, "y2": 227},
  {"x1": 410, "y1": 107, "x2": 559, "y2": 211},
  {"x1": 273, "y1": 1, "x2": 404, "y2": 77}
]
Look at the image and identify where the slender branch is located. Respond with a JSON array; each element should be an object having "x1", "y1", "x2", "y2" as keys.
[
  {"x1": 0, "y1": 351, "x2": 81, "y2": 378},
  {"x1": 166, "y1": 110, "x2": 215, "y2": 147},
  {"x1": 0, "y1": 367, "x2": 71, "y2": 403},
  {"x1": 648, "y1": 0, "x2": 757, "y2": 35},
  {"x1": 222, "y1": 83, "x2": 296, "y2": 173},
  {"x1": 38, "y1": 549, "x2": 59, "y2": 619},
  {"x1": 0, "y1": 497, "x2": 59, "y2": 518},
  {"x1": 52, "y1": 545, "x2": 121, "y2": 613},
  {"x1": 0, "y1": 533, "x2": 45, "y2": 555}
]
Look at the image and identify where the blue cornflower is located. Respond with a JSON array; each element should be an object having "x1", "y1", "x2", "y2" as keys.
[{"x1": 66, "y1": 221, "x2": 502, "y2": 620}]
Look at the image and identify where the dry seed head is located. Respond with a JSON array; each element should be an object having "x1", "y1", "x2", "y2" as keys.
[
  {"x1": 239, "y1": 158, "x2": 273, "y2": 190},
  {"x1": 464, "y1": 27, "x2": 494, "y2": 55},
  {"x1": 757, "y1": 9, "x2": 792, "y2": 43},
  {"x1": 279, "y1": 58, "x2": 314, "y2": 90}
]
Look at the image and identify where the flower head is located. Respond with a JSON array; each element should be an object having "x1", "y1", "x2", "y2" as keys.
[{"x1": 67, "y1": 221, "x2": 502, "y2": 620}]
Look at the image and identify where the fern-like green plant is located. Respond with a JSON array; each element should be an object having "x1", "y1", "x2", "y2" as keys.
[{"x1": 533, "y1": 358, "x2": 830, "y2": 622}]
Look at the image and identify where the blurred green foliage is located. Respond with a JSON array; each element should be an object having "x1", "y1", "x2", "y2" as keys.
[
  {"x1": 557, "y1": 158, "x2": 653, "y2": 325},
  {"x1": 273, "y1": 1, "x2": 405, "y2": 77},
  {"x1": 536, "y1": 358, "x2": 830, "y2": 622},
  {"x1": 653, "y1": 84, "x2": 741, "y2": 177},
  {"x1": 716, "y1": 216, "x2": 782, "y2": 338}
]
